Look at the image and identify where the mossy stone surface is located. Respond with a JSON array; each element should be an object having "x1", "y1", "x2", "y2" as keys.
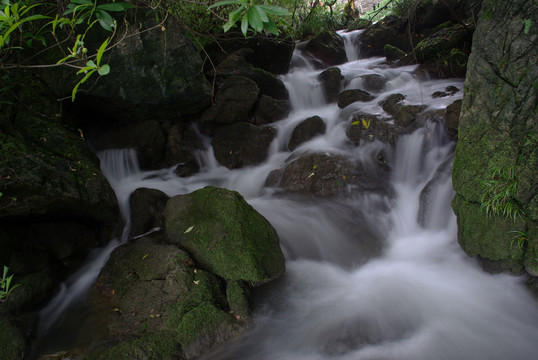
[
  {"x1": 165, "y1": 186, "x2": 285, "y2": 285},
  {"x1": 0, "y1": 318, "x2": 25, "y2": 360}
]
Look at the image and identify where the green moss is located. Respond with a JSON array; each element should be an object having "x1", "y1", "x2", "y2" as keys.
[
  {"x1": 0, "y1": 318, "x2": 25, "y2": 360},
  {"x1": 85, "y1": 331, "x2": 181, "y2": 360},
  {"x1": 226, "y1": 280, "x2": 251, "y2": 321}
]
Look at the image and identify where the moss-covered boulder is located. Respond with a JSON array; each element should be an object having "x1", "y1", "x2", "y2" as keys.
[
  {"x1": 452, "y1": 0, "x2": 538, "y2": 277},
  {"x1": 0, "y1": 318, "x2": 25, "y2": 360},
  {"x1": 165, "y1": 186, "x2": 285, "y2": 285},
  {"x1": 304, "y1": 31, "x2": 347, "y2": 67}
]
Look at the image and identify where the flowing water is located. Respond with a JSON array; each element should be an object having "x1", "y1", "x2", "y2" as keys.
[{"x1": 35, "y1": 30, "x2": 538, "y2": 359}]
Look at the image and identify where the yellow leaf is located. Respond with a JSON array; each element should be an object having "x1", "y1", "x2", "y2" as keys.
[
  {"x1": 308, "y1": 172, "x2": 315, "y2": 178},
  {"x1": 351, "y1": 120, "x2": 360, "y2": 126},
  {"x1": 313, "y1": 164, "x2": 318, "y2": 169},
  {"x1": 184, "y1": 226, "x2": 194, "y2": 234},
  {"x1": 193, "y1": 280, "x2": 200, "y2": 285},
  {"x1": 141, "y1": 254, "x2": 149, "y2": 260}
]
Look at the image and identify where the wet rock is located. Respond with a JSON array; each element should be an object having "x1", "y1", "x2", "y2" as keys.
[
  {"x1": 253, "y1": 95, "x2": 290, "y2": 125},
  {"x1": 346, "y1": 113, "x2": 397, "y2": 145},
  {"x1": 165, "y1": 186, "x2": 285, "y2": 284},
  {"x1": 380, "y1": 93, "x2": 426, "y2": 128},
  {"x1": 211, "y1": 122, "x2": 275, "y2": 170},
  {"x1": 288, "y1": 116, "x2": 326, "y2": 151},
  {"x1": 265, "y1": 153, "x2": 390, "y2": 198},
  {"x1": 208, "y1": 48, "x2": 288, "y2": 100},
  {"x1": 384, "y1": 44, "x2": 407, "y2": 61},
  {"x1": 0, "y1": 318, "x2": 25, "y2": 360},
  {"x1": 200, "y1": 76, "x2": 260, "y2": 132},
  {"x1": 358, "y1": 74, "x2": 387, "y2": 93},
  {"x1": 90, "y1": 120, "x2": 167, "y2": 169},
  {"x1": 432, "y1": 86, "x2": 460, "y2": 98},
  {"x1": 359, "y1": 15, "x2": 409, "y2": 58},
  {"x1": 304, "y1": 31, "x2": 347, "y2": 67},
  {"x1": 167, "y1": 123, "x2": 205, "y2": 177},
  {"x1": 318, "y1": 67, "x2": 343, "y2": 103},
  {"x1": 129, "y1": 188, "x2": 169, "y2": 240},
  {"x1": 444, "y1": 99, "x2": 462, "y2": 141},
  {"x1": 337, "y1": 89, "x2": 375, "y2": 108}
]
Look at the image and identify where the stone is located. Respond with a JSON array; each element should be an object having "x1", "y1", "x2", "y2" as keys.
[
  {"x1": 288, "y1": 116, "x2": 326, "y2": 151},
  {"x1": 318, "y1": 67, "x2": 344, "y2": 103},
  {"x1": 252, "y1": 95, "x2": 290, "y2": 125},
  {"x1": 304, "y1": 31, "x2": 347, "y2": 66},
  {"x1": 337, "y1": 89, "x2": 375, "y2": 108},
  {"x1": 165, "y1": 186, "x2": 285, "y2": 285},
  {"x1": 211, "y1": 122, "x2": 275, "y2": 169}
]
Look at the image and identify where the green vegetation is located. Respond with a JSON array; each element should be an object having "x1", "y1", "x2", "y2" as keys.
[
  {"x1": 480, "y1": 167, "x2": 525, "y2": 222},
  {"x1": 0, "y1": 266, "x2": 19, "y2": 302}
]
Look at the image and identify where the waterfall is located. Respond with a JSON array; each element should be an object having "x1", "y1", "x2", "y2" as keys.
[{"x1": 34, "y1": 31, "x2": 538, "y2": 359}]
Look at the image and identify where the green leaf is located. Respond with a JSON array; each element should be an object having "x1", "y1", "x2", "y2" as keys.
[
  {"x1": 257, "y1": 5, "x2": 289, "y2": 16},
  {"x1": 97, "y1": 64, "x2": 110, "y2": 76},
  {"x1": 98, "y1": 2, "x2": 135, "y2": 12},
  {"x1": 247, "y1": 6, "x2": 263, "y2": 32},
  {"x1": 72, "y1": 69, "x2": 96, "y2": 101},
  {"x1": 86, "y1": 59, "x2": 97, "y2": 68},
  {"x1": 252, "y1": 5, "x2": 269, "y2": 23},
  {"x1": 241, "y1": 13, "x2": 248, "y2": 36},
  {"x1": 95, "y1": 9, "x2": 114, "y2": 31},
  {"x1": 523, "y1": 19, "x2": 531, "y2": 34},
  {"x1": 263, "y1": 19, "x2": 279, "y2": 35},
  {"x1": 95, "y1": 37, "x2": 109, "y2": 66},
  {"x1": 208, "y1": 0, "x2": 241, "y2": 9}
]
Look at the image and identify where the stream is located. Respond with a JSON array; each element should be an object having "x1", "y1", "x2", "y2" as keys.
[{"x1": 34, "y1": 30, "x2": 538, "y2": 359}]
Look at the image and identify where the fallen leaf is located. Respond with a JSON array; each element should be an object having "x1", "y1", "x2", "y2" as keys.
[{"x1": 184, "y1": 226, "x2": 194, "y2": 234}]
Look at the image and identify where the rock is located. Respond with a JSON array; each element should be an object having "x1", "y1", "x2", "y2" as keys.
[
  {"x1": 451, "y1": 0, "x2": 538, "y2": 276},
  {"x1": 346, "y1": 113, "x2": 397, "y2": 144},
  {"x1": 0, "y1": 318, "x2": 25, "y2": 360},
  {"x1": 209, "y1": 48, "x2": 288, "y2": 100},
  {"x1": 252, "y1": 95, "x2": 290, "y2": 125},
  {"x1": 38, "y1": 17, "x2": 212, "y2": 122},
  {"x1": 200, "y1": 76, "x2": 260, "y2": 132},
  {"x1": 165, "y1": 186, "x2": 285, "y2": 284},
  {"x1": 444, "y1": 99, "x2": 462, "y2": 141},
  {"x1": 211, "y1": 122, "x2": 275, "y2": 170},
  {"x1": 318, "y1": 67, "x2": 344, "y2": 103},
  {"x1": 265, "y1": 153, "x2": 390, "y2": 198},
  {"x1": 304, "y1": 31, "x2": 347, "y2": 67},
  {"x1": 129, "y1": 188, "x2": 169, "y2": 239},
  {"x1": 89, "y1": 120, "x2": 167, "y2": 169},
  {"x1": 384, "y1": 44, "x2": 407, "y2": 61},
  {"x1": 167, "y1": 123, "x2": 205, "y2": 177},
  {"x1": 337, "y1": 89, "x2": 375, "y2": 108},
  {"x1": 92, "y1": 236, "x2": 244, "y2": 359},
  {"x1": 358, "y1": 74, "x2": 387, "y2": 93},
  {"x1": 288, "y1": 116, "x2": 326, "y2": 151},
  {"x1": 359, "y1": 15, "x2": 409, "y2": 57},
  {"x1": 380, "y1": 93, "x2": 426, "y2": 128}
]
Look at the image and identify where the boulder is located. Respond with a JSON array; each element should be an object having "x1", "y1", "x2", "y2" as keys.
[
  {"x1": 380, "y1": 93, "x2": 427, "y2": 128},
  {"x1": 252, "y1": 95, "x2": 290, "y2": 125},
  {"x1": 359, "y1": 15, "x2": 409, "y2": 57},
  {"x1": 208, "y1": 48, "x2": 288, "y2": 100},
  {"x1": 165, "y1": 186, "x2": 285, "y2": 284},
  {"x1": 167, "y1": 123, "x2": 205, "y2": 177},
  {"x1": 265, "y1": 152, "x2": 391, "y2": 198},
  {"x1": 200, "y1": 76, "x2": 260, "y2": 131},
  {"x1": 304, "y1": 31, "x2": 347, "y2": 67},
  {"x1": 129, "y1": 188, "x2": 169, "y2": 240},
  {"x1": 357, "y1": 74, "x2": 387, "y2": 93},
  {"x1": 444, "y1": 99, "x2": 462, "y2": 141},
  {"x1": 288, "y1": 116, "x2": 327, "y2": 151},
  {"x1": 346, "y1": 113, "x2": 398, "y2": 145},
  {"x1": 318, "y1": 67, "x2": 343, "y2": 103},
  {"x1": 337, "y1": 89, "x2": 375, "y2": 108},
  {"x1": 211, "y1": 122, "x2": 275, "y2": 170},
  {"x1": 451, "y1": 0, "x2": 538, "y2": 276}
]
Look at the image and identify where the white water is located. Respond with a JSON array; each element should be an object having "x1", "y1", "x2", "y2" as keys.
[{"x1": 36, "y1": 31, "x2": 538, "y2": 358}]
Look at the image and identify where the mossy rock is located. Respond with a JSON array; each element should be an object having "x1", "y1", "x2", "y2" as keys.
[
  {"x1": 0, "y1": 318, "x2": 25, "y2": 360},
  {"x1": 165, "y1": 186, "x2": 285, "y2": 285},
  {"x1": 85, "y1": 331, "x2": 182, "y2": 360}
]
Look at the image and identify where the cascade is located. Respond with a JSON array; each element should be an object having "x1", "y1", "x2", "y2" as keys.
[{"x1": 33, "y1": 32, "x2": 538, "y2": 359}]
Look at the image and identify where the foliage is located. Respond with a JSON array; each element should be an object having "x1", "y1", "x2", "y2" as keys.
[
  {"x1": 0, "y1": 0, "x2": 134, "y2": 101},
  {"x1": 0, "y1": 266, "x2": 19, "y2": 302},
  {"x1": 479, "y1": 167, "x2": 525, "y2": 222},
  {"x1": 208, "y1": 0, "x2": 288, "y2": 37},
  {"x1": 509, "y1": 229, "x2": 528, "y2": 252}
]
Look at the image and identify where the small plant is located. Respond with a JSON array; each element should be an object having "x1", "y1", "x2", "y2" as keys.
[
  {"x1": 0, "y1": 266, "x2": 19, "y2": 302},
  {"x1": 509, "y1": 229, "x2": 528, "y2": 252},
  {"x1": 479, "y1": 167, "x2": 524, "y2": 222}
]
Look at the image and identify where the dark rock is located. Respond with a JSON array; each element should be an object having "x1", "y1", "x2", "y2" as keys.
[
  {"x1": 200, "y1": 76, "x2": 260, "y2": 132},
  {"x1": 265, "y1": 152, "x2": 390, "y2": 198},
  {"x1": 444, "y1": 99, "x2": 462, "y2": 141},
  {"x1": 129, "y1": 188, "x2": 169, "y2": 239},
  {"x1": 89, "y1": 120, "x2": 167, "y2": 169},
  {"x1": 252, "y1": 95, "x2": 290, "y2": 125},
  {"x1": 318, "y1": 67, "x2": 343, "y2": 103},
  {"x1": 452, "y1": 0, "x2": 538, "y2": 276},
  {"x1": 337, "y1": 89, "x2": 375, "y2": 108},
  {"x1": 304, "y1": 31, "x2": 347, "y2": 66},
  {"x1": 346, "y1": 113, "x2": 398, "y2": 144},
  {"x1": 167, "y1": 123, "x2": 205, "y2": 177},
  {"x1": 209, "y1": 48, "x2": 288, "y2": 100},
  {"x1": 358, "y1": 74, "x2": 387, "y2": 93},
  {"x1": 380, "y1": 93, "x2": 426, "y2": 128},
  {"x1": 384, "y1": 44, "x2": 407, "y2": 61},
  {"x1": 246, "y1": 36, "x2": 295, "y2": 74},
  {"x1": 288, "y1": 116, "x2": 326, "y2": 151},
  {"x1": 359, "y1": 15, "x2": 409, "y2": 57},
  {"x1": 165, "y1": 186, "x2": 285, "y2": 284},
  {"x1": 211, "y1": 122, "x2": 275, "y2": 170}
]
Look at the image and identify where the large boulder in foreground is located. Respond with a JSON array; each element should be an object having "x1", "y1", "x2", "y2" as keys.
[
  {"x1": 165, "y1": 186, "x2": 285, "y2": 285},
  {"x1": 452, "y1": 0, "x2": 538, "y2": 277}
]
